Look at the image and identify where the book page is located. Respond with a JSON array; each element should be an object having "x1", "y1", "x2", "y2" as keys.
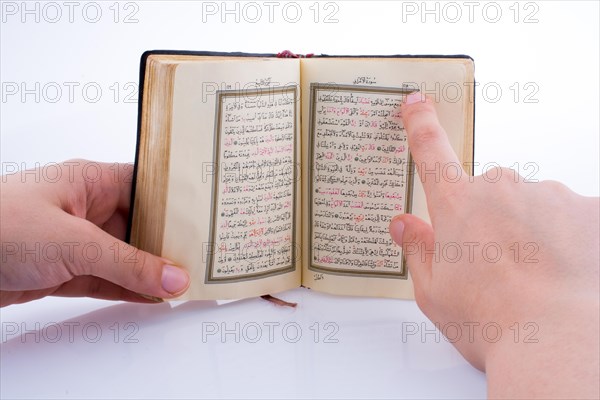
[
  {"x1": 163, "y1": 59, "x2": 302, "y2": 300},
  {"x1": 300, "y1": 58, "x2": 474, "y2": 299}
]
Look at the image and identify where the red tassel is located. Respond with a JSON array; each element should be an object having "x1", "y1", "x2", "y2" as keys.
[
  {"x1": 261, "y1": 294, "x2": 298, "y2": 308},
  {"x1": 277, "y1": 50, "x2": 314, "y2": 58}
]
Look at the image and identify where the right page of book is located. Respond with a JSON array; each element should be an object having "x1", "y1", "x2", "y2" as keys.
[{"x1": 300, "y1": 57, "x2": 474, "y2": 299}]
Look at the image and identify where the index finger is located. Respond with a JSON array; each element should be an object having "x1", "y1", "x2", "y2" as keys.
[{"x1": 401, "y1": 93, "x2": 467, "y2": 202}]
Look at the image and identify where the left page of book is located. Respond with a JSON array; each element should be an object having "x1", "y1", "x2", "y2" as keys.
[{"x1": 149, "y1": 58, "x2": 302, "y2": 300}]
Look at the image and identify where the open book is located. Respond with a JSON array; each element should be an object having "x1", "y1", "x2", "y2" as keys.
[{"x1": 127, "y1": 51, "x2": 475, "y2": 301}]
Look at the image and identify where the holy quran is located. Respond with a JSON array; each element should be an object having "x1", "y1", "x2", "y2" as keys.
[{"x1": 128, "y1": 51, "x2": 475, "y2": 300}]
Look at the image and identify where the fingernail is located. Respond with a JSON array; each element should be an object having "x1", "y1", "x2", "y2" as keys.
[
  {"x1": 389, "y1": 217, "x2": 405, "y2": 246},
  {"x1": 404, "y1": 91, "x2": 424, "y2": 105},
  {"x1": 138, "y1": 293, "x2": 164, "y2": 303},
  {"x1": 161, "y1": 265, "x2": 190, "y2": 294}
]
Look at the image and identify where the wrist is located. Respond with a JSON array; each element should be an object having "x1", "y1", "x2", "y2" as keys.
[{"x1": 484, "y1": 305, "x2": 599, "y2": 399}]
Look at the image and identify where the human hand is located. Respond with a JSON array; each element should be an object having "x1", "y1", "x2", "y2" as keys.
[
  {"x1": 1, "y1": 161, "x2": 190, "y2": 307},
  {"x1": 390, "y1": 94, "x2": 599, "y2": 398}
]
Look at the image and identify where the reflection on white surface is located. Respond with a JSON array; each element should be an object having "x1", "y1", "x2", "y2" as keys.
[{"x1": 0, "y1": 288, "x2": 485, "y2": 399}]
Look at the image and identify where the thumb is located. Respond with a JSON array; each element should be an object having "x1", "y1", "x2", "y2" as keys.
[
  {"x1": 389, "y1": 214, "x2": 434, "y2": 305},
  {"x1": 67, "y1": 219, "x2": 190, "y2": 299}
]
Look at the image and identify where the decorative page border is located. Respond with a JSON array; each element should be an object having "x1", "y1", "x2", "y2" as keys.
[
  {"x1": 308, "y1": 83, "x2": 415, "y2": 279},
  {"x1": 206, "y1": 86, "x2": 298, "y2": 283}
]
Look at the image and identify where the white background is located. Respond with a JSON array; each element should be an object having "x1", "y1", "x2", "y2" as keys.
[{"x1": 1, "y1": 1, "x2": 599, "y2": 399}]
